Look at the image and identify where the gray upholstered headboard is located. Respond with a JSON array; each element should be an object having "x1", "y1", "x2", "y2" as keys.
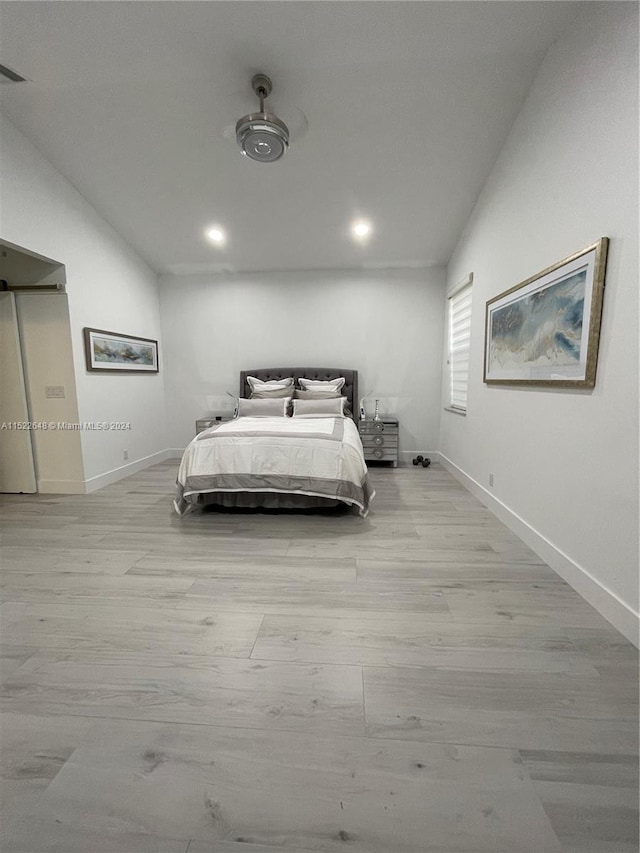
[{"x1": 240, "y1": 368, "x2": 358, "y2": 420}]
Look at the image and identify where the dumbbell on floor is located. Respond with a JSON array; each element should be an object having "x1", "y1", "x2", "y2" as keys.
[{"x1": 412, "y1": 455, "x2": 431, "y2": 467}]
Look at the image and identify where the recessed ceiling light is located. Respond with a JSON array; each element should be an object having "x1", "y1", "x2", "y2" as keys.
[
  {"x1": 351, "y1": 219, "x2": 372, "y2": 240},
  {"x1": 206, "y1": 226, "x2": 226, "y2": 245}
]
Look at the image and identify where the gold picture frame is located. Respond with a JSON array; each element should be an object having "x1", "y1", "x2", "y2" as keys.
[{"x1": 483, "y1": 238, "x2": 608, "y2": 388}]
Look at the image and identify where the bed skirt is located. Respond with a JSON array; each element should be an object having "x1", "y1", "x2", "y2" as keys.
[{"x1": 197, "y1": 491, "x2": 345, "y2": 511}]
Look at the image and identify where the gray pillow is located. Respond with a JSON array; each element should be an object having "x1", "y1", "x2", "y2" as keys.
[
  {"x1": 294, "y1": 389, "x2": 342, "y2": 399},
  {"x1": 291, "y1": 397, "x2": 346, "y2": 417},
  {"x1": 236, "y1": 397, "x2": 291, "y2": 417},
  {"x1": 251, "y1": 386, "x2": 293, "y2": 398}
]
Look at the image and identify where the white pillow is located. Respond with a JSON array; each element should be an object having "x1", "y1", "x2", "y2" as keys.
[
  {"x1": 247, "y1": 376, "x2": 294, "y2": 392},
  {"x1": 291, "y1": 397, "x2": 346, "y2": 418},
  {"x1": 236, "y1": 397, "x2": 291, "y2": 417},
  {"x1": 298, "y1": 377, "x2": 345, "y2": 392}
]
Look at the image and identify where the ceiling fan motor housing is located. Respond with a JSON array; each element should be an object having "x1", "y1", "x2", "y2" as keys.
[{"x1": 235, "y1": 74, "x2": 290, "y2": 162}]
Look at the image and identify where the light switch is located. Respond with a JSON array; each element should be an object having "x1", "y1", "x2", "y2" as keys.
[{"x1": 45, "y1": 385, "x2": 66, "y2": 399}]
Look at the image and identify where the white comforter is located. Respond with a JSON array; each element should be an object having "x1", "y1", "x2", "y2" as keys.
[{"x1": 174, "y1": 416, "x2": 375, "y2": 517}]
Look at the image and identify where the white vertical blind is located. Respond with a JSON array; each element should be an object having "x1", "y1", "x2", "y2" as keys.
[{"x1": 448, "y1": 280, "x2": 473, "y2": 410}]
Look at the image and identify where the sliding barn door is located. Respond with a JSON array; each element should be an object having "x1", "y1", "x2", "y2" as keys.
[{"x1": 0, "y1": 291, "x2": 36, "y2": 492}]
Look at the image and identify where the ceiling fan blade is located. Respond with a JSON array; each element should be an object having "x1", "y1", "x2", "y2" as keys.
[
  {"x1": 280, "y1": 106, "x2": 309, "y2": 140},
  {"x1": 221, "y1": 123, "x2": 237, "y2": 143}
]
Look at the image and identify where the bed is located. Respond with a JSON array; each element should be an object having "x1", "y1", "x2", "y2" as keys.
[{"x1": 174, "y1": 367, "x2": 375, "y2": 517}]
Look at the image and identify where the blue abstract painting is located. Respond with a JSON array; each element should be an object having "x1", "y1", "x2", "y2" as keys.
[
  {"x1": 484, "y1": 239, "x2": 607, "y2": 387},
  {"x1": 488, "y1": 270, "x2": 587, "y2": 372},
  {"x1": 93, "y1": 335, "x2": 155, "y2": 366},
  {"x1": 85, "y1": 328, "x2": 159, "y2": 372}
]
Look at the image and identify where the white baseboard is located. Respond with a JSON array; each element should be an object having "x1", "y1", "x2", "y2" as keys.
[
  {"x1": 439, "y1": 453, "x2": 639, "y2": 648},
  {"x1": 166, "y1": 448, "x2": 186, "y2": 459},
  {"x1": 37, "y1": 479, "x2": 87, "y2": 494},
  {"x1": 83, "y1": 449, "x2": 171, "y2": 493}
]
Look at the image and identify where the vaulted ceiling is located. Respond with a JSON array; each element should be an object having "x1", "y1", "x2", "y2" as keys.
[{"x1": 0, "y1": 1, "x2": 586, "y2": 275}]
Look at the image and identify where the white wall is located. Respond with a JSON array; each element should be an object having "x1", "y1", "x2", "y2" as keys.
[
  {"x1": 0, "y1": 115, "x2": 167, "y2": 488},
  {"x1": 160, "y1": 267, "x2": 446, "y2": 459},
  {"x1": 440, "y1": 3, "x2": 639, "y2": 643}
]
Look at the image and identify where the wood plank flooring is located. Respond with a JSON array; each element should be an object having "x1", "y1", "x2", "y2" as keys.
[{"x1": 1, "y1": 462, "x2": 637, "y2": 852}]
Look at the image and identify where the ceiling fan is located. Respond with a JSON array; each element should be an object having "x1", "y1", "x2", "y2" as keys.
[{"x1": 223, "y1": 74, "x2": 308, "y2": 162}]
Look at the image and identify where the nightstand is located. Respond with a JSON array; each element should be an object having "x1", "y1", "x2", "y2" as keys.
[
  {"x1": 359, "y1": 417, "x2": 399, "y2": 467},
  {"x1": 195, "y1": 415, "x2": 233, "y2": 434}
]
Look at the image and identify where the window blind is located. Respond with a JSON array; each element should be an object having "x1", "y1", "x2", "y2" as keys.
[{"x1": 448, "y1": 282, "x2": 473, "y2": 410}]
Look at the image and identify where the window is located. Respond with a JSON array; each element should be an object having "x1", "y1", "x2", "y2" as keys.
[{"x1": 447, "y1": 273, "x2": 473, "y2": 412}]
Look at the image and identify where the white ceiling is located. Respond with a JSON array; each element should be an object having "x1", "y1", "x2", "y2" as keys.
[{"x1": 0, "y1": 1, "x2": 587, "y2": 275}]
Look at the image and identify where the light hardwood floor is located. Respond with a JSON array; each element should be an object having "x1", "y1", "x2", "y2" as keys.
[{"x1": 1, "y1": 462, "x2": 637, "y2": 852}]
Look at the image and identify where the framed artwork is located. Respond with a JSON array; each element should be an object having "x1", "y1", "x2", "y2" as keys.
[
  {"x1": 83, "y1": 328, "x2": 159, "y2": 373},
  {"x1": 483, "y1": 238, "x2": 608, "y2": 388}
]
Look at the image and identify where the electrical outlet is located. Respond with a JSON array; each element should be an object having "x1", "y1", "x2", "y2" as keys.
[
  {"x1": 489, "y1": 472, "x2": 495, "y2": 487},
  {"x1": 123, "y1": 450, "x2": 129, "y2": 461}
]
